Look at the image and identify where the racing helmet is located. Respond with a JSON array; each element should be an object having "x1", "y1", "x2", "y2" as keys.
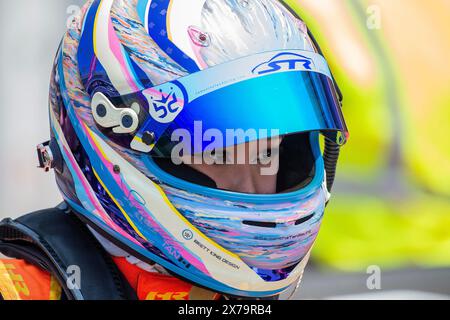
[{"x1": 43, "y1": 0, "x2": 348, "y2": 298}]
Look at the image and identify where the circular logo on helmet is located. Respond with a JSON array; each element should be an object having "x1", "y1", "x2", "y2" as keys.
[
  {"x1": 182, "y1": 229, "x2": 194, "y2": 241},
  {"x1": 144, "y1": 82, "x2": 185, "y2": 124}
]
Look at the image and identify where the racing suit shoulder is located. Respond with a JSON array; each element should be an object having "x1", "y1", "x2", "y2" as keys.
[{"x1": 0, "y1": 258, "x2": 61, "y2": 300}]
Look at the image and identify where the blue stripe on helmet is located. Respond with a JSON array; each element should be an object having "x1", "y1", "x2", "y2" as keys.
[{"x1": 146, "y1": 0, "x2": 201, "y2": 73}]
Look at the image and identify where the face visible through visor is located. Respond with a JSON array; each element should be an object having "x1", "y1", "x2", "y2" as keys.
[{"x1": 92, "y1": 49, "x2": 348, "y2": 157}]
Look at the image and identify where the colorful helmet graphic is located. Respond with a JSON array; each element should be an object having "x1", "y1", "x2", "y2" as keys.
[{"x1": 46, "y1": 0, "x2": 348, "y2": 297}]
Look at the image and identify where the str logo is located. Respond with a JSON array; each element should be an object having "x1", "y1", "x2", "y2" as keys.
[
  {"x1": 252, "y1": 52, "x2": 314, "y2": 75},
  {"x1": 144, "y1": 82, "x2": 185, "y2": 124}
]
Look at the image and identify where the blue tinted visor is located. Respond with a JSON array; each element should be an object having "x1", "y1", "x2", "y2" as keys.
[{"x1": 129, "y1": 50, "x2": 348, "y2": 155}]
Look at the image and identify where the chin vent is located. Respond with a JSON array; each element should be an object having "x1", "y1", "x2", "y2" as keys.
[
  {"x1": 242, "y1": 221, "x2": 277, "y2": 228},
  {"x1": 295, "y1": 213, "x2": 315, "y2": 225},
  {"x1": 242, "y1": 213, "x2": 315, "y2": 229}
]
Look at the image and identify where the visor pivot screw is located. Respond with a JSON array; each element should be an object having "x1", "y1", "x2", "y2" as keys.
[
  {"x1": 142, "y1": 131, "x2": 156, "y2": 146},
  {"x1": 96, "y1": 104, "x2": 107, "y2": 118},
  {"x1": 121, "y1": 114, "x2": 134, "y2": 129},
  {"x1": 113, "y1": 165, "x2": 121, "y2": 174}
]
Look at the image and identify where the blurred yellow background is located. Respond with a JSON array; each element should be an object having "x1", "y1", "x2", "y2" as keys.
[{"x1": 287, "y1": 0, "x2": 450, "y2": 271}]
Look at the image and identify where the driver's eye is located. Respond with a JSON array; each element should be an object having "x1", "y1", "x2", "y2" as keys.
[{"x1": 257, "y1": 148, "x2": 278, "y2": 165}]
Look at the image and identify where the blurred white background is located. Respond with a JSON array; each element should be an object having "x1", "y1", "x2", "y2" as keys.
[{"x1": 0, "y1": 0, "x2": 84, "y2": 219}]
